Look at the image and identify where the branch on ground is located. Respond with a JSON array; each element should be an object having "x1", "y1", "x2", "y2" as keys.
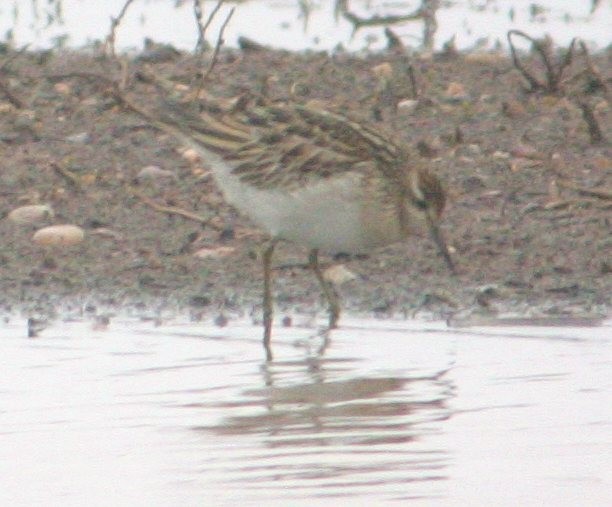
[
  {"x1": 104, "y1": 0, "x2": 135, "y2": 58},
  {"x1": 201, "y1": 5, "x2": 235, "y2": 81},
  {"x1": 336, "y1": 0, "x2": 439, "y2": 51},
  {"x1": 507, "y1": 30, "x2": 577, "y2": 94},
  {"x1": 194, "y1": 0, "x2": 225, "y2": 54}
]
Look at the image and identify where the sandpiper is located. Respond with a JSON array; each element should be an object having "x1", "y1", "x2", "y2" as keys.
[{"x1": 124, "y1": 87, "x2": 455, "y2": 359}]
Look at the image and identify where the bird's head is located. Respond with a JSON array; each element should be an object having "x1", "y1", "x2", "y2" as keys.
[{"x1": 404, "y1": 168, "x2": 456, "y2": 274}]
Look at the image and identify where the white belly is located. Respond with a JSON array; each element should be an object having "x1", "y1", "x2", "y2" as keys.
[{"x1": 195, "y1": 146, "x2": 403, "y2": 253}]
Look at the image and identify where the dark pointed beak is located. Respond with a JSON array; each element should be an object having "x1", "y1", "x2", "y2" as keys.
[{"x1": 425, "y1": 212, "x2": 456, "y2": 275}]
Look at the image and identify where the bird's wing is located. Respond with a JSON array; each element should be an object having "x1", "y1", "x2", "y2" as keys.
[{"x1": 154, "y1": 99, "x2": 406, "y2": 190}]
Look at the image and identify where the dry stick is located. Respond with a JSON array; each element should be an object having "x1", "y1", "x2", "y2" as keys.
[
  {"x1": 334, "y1": 0, "x2": 347, "y2": 22},
  {"x1": 578, "y1": 101, "x2": 605, "y2": 144},
  {"x1": 341, "y1": 5, "x2": 425, "y2": 31},
  {"x1": 298, "y1": 0, "x2": 313, "y2": 31},
  {"x1": 107, "y1": 84, "x2": 225, "y2": 228},
  {"x1": 507, "y1": 30, "x2": 577, "y2": 93},
  {"x1": 50, "y1": 162, "x2": 82, "y2": 189},
  {"x1": 578, "y1": 40, "x2": 609, "y2": 97},
  {"x1": 135, "y1": 67, "x2": 178, "y2": 95},
  {"x1": 0, "y1": 78, "x2": 26, "y2": 108},
  {"x1": 129, "y1": 187, "x2": 220, "y2": 227},
  {"x1": 406, "y1": 63, "x2": 419, "y2": 99},
  {"x1": 202, "y1": 6, "x2": 235, "y2": 81},
  {"x1": 105, "y1": 0, "x2": 136, "y2": 58},
  {"x1": 507, "y1": 30, "x2": 546, "y2": 92},
  {"x1": 193, "y1": 0, "x2": 206, "y2": 54},
  {"x1": 384, "y1": 27, "x2": 404, "y2": 51},
  {"x1": 0, "y1": 44, "x2": 30, "y2": 72},
  {"x1": 201, "y1": 0, "x2": 225, "y2": 37},
  {"x1": 194, "y1": 0, "x2": 225, "y2": 55},
  {"x1": 420, "y1": 0, "x2": 440, "y2": 53},
  {"x1": 0, "y1": 44, "x2": 31, "y2": 108},
  {"x1": 44, "y1": 72, "x2": 221, "y2": 227},
  {"x1": 339, "y1": 0, "x2": 438, "y2": 49},
  {"x1": 557, "y1": 180, "x2": 612, "y2": 201},
  {"x1": 548, "y1": 37, "x2": 577, "y2": 92}
]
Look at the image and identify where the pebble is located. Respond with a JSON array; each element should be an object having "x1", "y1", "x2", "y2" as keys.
[
  {"x1": 193, "y1": 246, "x2": 235, "y2": 259},
  {"x1": 7, "y1": 204, "x2": 54, "y2": 225},
  {"x1": 32, "y1": 224, "x2": 85, "y2": 247},
  {"x1": 323, "y1": 264, "x2": 357, "y2": 285},
  {"x1": 502, "y1": 100, "x2": 526, "y2": 118},
  {"x1": 65, "y1": 132, "x2": 91, "y2": 144},
  {"x1": 180, "y1": 148, "x2": 201, "y2": 163},
  {"x1": 465, "y1": 144, "x2": 482, "y2": 156},
  {"x1": 372, "y1": 62, "x2": 393, "y2": 79},
  {"x1": 53, "y1": 82, "x2": 72, "y2": 95},
  {"x1": 492, "y1": 150, "x2": 510, "y2": 160},
  {"x1": 136, "y1": 165, "x2": 177, "y2": 183},
  {"x1": 397, "y1": 99, "x2": 418, "y2": 113},
  {"x1": 443, "y1": 81, "x2": 469, "y2": 102}
]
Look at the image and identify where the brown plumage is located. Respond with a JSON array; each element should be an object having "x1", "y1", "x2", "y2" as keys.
[{"x1": 123, "y1": 87, "x2": 455, "y2": 359}]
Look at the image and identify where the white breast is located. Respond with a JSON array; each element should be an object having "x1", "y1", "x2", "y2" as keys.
[{"x1": 193, "y1": 144, "x2": 404, "y2": 253}]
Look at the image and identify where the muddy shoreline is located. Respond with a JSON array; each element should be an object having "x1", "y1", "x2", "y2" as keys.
[{"x1": 1, "y1": 46, "x2": 609, "y2": 325}]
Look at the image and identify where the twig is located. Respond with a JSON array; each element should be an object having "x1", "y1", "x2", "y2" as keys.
[
  {"x1": 507, "y1": 30, "x2": 577, "y2": 94},
  {"x1": 0, "y1": 78, "x2": 26, "y2": 108},
  {"x1": 50, "y1": 162, "x2": 82, "y2": 189},
  {"x1": 406, "y1": 63, "x2": 419, "y2": 99},
  {"x1": 507, "y1": 30, "x2": 543, "y2": 91},
  {"x1": 130, "y1": 187, "x2": 223, "y2": 228},
  {"x1": 0, "y1": 44, "x2": 30, "y2": 72},
  {"x1": 202, "y1": 0, "x2": 225, "y2": 36},
  {"x1": 341, "y1": 6, "x2": 425, "y2": 31},
  {"x1": 554, "y1": 37, "x2": 577, "y2": 89},
  {"x1": 42, "y1": 72, "x2": 228, "y2": 229},
  {"x1": 297, "y1": 0, "x2": 313, "y2": 32},
  {"x1": 338, "y1": 0, "x2": 438, "y2": 50},
  {"x1": 557, "y1": 180, "x2": 612, "y2": 201},
  {"x1": 334, "y1": 0, "x2": 347, "y2": 23},
  {"x1": 384, "y1": 27, "x2": 404, "y2": 51},
  {"x1": 202, "y1": 6, "x2": 235, "y2": 81},
  {"x1": 420, "y1": 0, "x2": 439, "y2": 53},
  {"x1": 194, "y1": 0, "x2": 206, "y2": 54},
  {"x1": 46, "y1": 71, "x2": 118, "y2": 87},
  {"x1": 44, "y1": 71, "x2": 163, "y2": 138},
  {"x1": 105, "y1": 0, "x2": 135, "y2": 58},
  {"x1": 577, "y1": 40, "x2": 609, "y2": 97},
  {"x1": 0, "y1": 44, "x2": 31, "y2": 108},
  {"x1": 578, "y1": 101, "x2": 605, "y2": 144},
  {"x1": 194, "y1": 0, "x2": 224, "y2": 54}
]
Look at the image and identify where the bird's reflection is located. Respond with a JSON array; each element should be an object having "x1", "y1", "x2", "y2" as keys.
[
  {"x1": 196, "y1": 339, "x2": 455, "y2": 451},
  {"x1": 189, "y1": 333, "x2": 456, "y2": 499}
]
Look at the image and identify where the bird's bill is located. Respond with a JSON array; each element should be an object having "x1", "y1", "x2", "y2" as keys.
[{"x1": 425, "y1": 213, "x2": 456, "y2": 275}]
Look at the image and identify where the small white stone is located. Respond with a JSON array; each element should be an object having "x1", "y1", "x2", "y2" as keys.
[
  {"x1": 323, "y1": 264, "x2": 357, "y2": 285},
  {"x1": 397, "y1": 99, "x2": 418, "y2": 113},
  {"x1": 466, "y1": 144, "x2": 482, "y2": 155},
  {"x1": 7, "y1": 204, "x2": 54, "y2": 225},
  {"x1": 65, "y1": 132, "x2": 91, "y2": 144},
  {"x1": 492, "y1": 150, "x2": 510, "y2": 160},
  {"x1": 136, "y1": 165, "x2": 177, "y2": 182},
  {"x1": 32, "y1": 224, "x2": 85, "y2": 247},
  {"x1": 193, "y1": 246, "x2": 235, "y2": 259},
  {"x1": 180, "y1": 148, "x2": 201, "y2": 163},
  {"x1": 372, "y1": 62, "x2": 393, "y2": 79}
]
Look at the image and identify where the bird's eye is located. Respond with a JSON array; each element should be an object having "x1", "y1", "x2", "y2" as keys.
[{"x1": 414, "y1": 199, "x2": 427, "y2": 210}]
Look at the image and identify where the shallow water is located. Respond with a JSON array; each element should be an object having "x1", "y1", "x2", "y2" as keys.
[
  {"x1": 2, "y1": 0, "x2": 609, "y2": 52},
  {"x1": 1, "y1": 316, "x2": 610, "y2": 506}
]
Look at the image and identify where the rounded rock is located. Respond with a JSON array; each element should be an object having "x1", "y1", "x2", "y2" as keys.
[
  {"x1": 32, "y1": 224, "x2": 85, "y2": 247},
  {"x1": 8, "y1": 204, "x2": 54, "y2": 225}
]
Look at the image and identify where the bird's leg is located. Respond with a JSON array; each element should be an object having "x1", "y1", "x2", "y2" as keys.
[
  {"x1": 308, "y1": 249, "x2": 341, "y2": 330},
  {"x1": 262, "y1": 239, "x2": 277, "y2": 361}
]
